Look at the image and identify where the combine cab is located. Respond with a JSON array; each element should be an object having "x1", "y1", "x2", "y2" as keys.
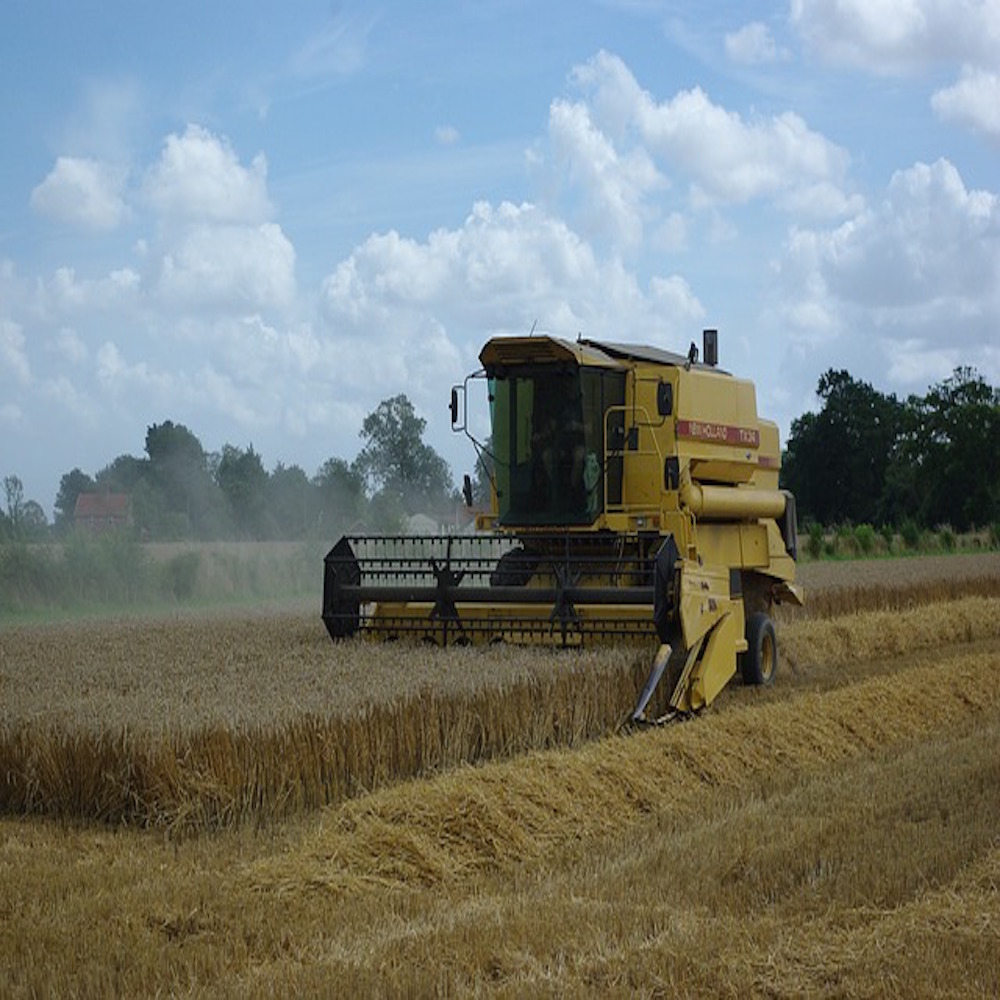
[{"x1": 324, "y1": 329, "x2": 802, "y2": 719}]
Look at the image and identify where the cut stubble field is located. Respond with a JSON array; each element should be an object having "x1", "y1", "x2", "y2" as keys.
[{"x1": 1, "y1": 552, "x2": 999, "y2": 997}]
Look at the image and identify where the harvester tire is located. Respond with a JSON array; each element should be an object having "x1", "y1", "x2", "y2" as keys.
[
  {"x1": 490, "y1": 547, "x2": 537, "y2": 587},
  {"x1": 742, "y1": 612, "x2": 777, "y2": 686}
]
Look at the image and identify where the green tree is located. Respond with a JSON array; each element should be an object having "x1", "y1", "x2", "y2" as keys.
[
  {"x1": 782, "y1": 370, "x2": 903, "y2": 526},
  {"x1": 3, "y1": 475, "x2": 25, "y2": 531},
  {"x1": 267, "y1": 462, "x2": 314, "y2": 539},
  {"x1": 54, "y1": 468, "x2": 97, "y2": 533},
  {"x1": 889, "y1": 367, "x2": 1000, "y2": 531},
  {"x1": 313, "y1": 457, "x2": 366, "y2": 535},
  {"x1": 144, "y1": 421, "x2": 220, "y2": 537},
  {"x1": 2, "y1": 475, "x2": 48, "y2": 541},
  {"x1": 96, "y1": 454, "x2": 147, "y2": 492},
  {"x1": 20, "y1": 500, "x2": 49, "y2": 540},
  {"x1": 355, "y1": 395, "x2": 454, "y2": 518},
  {"x1": 216, "y1": 444, "x2": 269, "y2": 538}
]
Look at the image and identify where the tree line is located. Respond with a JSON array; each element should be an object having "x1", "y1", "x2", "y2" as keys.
[
  {"x1": 3, "y1": 367, "x2": 998, "y2": 545},
  {"x1": 0, "y1": 394, "x2": 457, "y2": 543},
  {"x1": 782, "y1": 366, "x2": 1000, "y2": 533}
]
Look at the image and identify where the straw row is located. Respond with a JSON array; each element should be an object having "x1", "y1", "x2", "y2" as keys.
[{"x1": 250, "y1": 647, "x2": 1000, "y2": 895}]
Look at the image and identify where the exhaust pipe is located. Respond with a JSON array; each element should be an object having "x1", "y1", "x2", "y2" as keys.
[{"x1": 703, "y1": 328, "x2": 718, "y2": 367}]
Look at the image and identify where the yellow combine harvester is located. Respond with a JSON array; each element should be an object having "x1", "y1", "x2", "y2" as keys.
[{"x1": 323, "y1": 329, "x2": 802, "y2": 720}]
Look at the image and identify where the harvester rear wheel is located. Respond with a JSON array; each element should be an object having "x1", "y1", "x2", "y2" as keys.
[{"x1": 742, "y1": 612, "x2": 777, "y2": 686}]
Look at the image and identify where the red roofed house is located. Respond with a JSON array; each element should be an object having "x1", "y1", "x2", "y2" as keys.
[{"x1": 73, "y1": 492, "x2": 132, "y2": 534}]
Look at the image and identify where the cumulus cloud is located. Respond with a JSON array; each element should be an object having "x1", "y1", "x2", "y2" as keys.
[
  {"x1": 725, "y1": 22, "x2": 782, "y2": 65},
  {"x1": 96, "y1": 340, "x2": 175, "y2": 398},
  {"x1": 820, "y1": 159, "x2": 996, "y2": 311},
  {"x1": 319, "y1": 199, "x2": 705, "y2": 413},
  {"x1": 548, "y1": 96, "x2": 663, "y2": 249},
  {"x1": 563, "y1": 52, "x2": 851, "y2": 217},
  {"x1": 157, "y1": 223, "x2": 296, "y2": 311},
  {"x1": 781, "y1": 158, "x2": 1000, "y2": 385},
  {"x1": 10, "y1": 119, "x2": 301, "y2": 466},
  {"x1": 144, "y1": 125, "x2": 272, "y2": 225},
  {"x1": 791, "y1": 2, "x2": 1000, "y2": 142},
  {"x1": 49, "y1": 328, "x2": 89, "y2": 365},
  {"x1": 40, "y1": 374, "x2": 99, "y2": 424},
  {"x1": 30, "y1": 157, "x2": 129, "y2": 230},
  {"x1": 45, "y1": 266, "x2": 141, "y2": 314},
  {"x1": 1, "y1": 319, "x2": 31, "y2": 384},
  {"x1": 932, "y1": 66, "x2": 1000, "y2": 138},
  {"x1": 790, "y1": 0, "x2": 1000, "y2": 74}
]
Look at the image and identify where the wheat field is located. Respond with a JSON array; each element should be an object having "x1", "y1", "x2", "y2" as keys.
[{"x1": 1, "y1": 551, "x2": 999, "y2": 997}]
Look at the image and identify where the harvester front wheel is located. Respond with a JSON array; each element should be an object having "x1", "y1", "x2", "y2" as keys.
[
  {"x1": 490, "y1": 547, "x2": 537, "y2": 587},
  {"x1": 742, "y1": 612, "x2": 777, "y2": 686}
]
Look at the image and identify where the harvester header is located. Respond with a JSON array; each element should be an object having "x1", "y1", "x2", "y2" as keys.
[{"x1": 324, "y1": 328, "x2": 802, "y2": 720}]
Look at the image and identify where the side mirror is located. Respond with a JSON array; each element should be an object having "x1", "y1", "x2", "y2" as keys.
[
  {"x1": 462, "y1": 474, "x2": 473, "y2": 508},
  {"x1": 450, "y1": 385, "x2": 464, "y2": 430},
  {"x1": 656, "y1": 381, "x2": 673, "y2": 417}
]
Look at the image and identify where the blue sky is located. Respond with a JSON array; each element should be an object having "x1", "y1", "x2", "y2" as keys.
[{"x1": 2, "y1": 1, "x2": 998, "y2": 517}]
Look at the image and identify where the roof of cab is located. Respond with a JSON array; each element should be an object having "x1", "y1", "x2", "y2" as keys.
[
  {"x1": 581, "y1": 338, "x2": 730, "y2": 374},
  {"x1": 479, "y1": 335, "x2": 622, "y2": 370},
  {"x1": 480, "y1": 334, "x2": 727, "y2": 374}
]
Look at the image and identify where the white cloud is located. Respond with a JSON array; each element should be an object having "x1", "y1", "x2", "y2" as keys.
[
  {"x1": 157, "y1": 223, "x2": 296, "y2": 311},
  {"x1": 48, "y1": 328, "x2": 89, "y2": 365},
  {"x1": 319, "y1": 199, "x2": 706, "y2": 418},
  {"x1": 96, "y1": 341, "x2": 175, "y2": 398},
  {"x1": 780, "y1": 158, "x2": 1000, "y2": 386},
  {"x1": 780, "y1": 181, "x2": 866, "y2": 219},
  {"x1": 725, "y1": 22, "x2": 782, "y2": 65},
  {"x1": 881, "y1": 338, "x2": 962, "y2": 384},
  {"x1": 40, "y1": 374, "x2": 99, "y2": 424},
  {"x1": 564, "y1": 52, "x2": 852, "y2": 214},
  {"x1": 788, "y1": 3, "x2": 1000, "y2": 142},
  {"x1": 0, "y1": 402, "x2": 23, "y2": 428},
  {"x1": 548, "y1": 96, "x2": 663, "y2": 249},
  {"x1": 292, "y1": 12, "x2": 374, "y2": 78},
  {"x1": 45, "y1": 266, "x2": 141, "y2": 314},
  {"x1": 198, "y1": 314, "x2": 317, "y2": 390},
  {"x1": 932, "y1": 66, "x2": 1000, "y2": 138},
  {"x1": 1, "y1": 319, "x2": 31, "y2": 384},
  {"x1": 651, "y1": 211, "x2": 688, "y2": 253},
  {"x1": 193, "y1": 365, "x2": 266, "y2": 427},
  {"x1": 790, "y1": 0, "x2": 1000, "y2": 74},
  {"x1": 435, "y1": 125, "x2": 460, "y2": 145},
  {"x1": 641, "y1": 87, "x2": 848, "y2": 205},
  {"x1": 30, "y1": 157, "x2": 129, "y2": 230},
  {"x1": 144, "y1": 125, "x2": 272, "y2": 225},
  {"x1": 823, "y1": 159, "x2": 997, "y2": 312},
  {"x1": 648, "y1": 274, "x2": 703, "y2": 319},
  {"x1": 570, "y1": 49, "x2": 646, "y2": 140}
]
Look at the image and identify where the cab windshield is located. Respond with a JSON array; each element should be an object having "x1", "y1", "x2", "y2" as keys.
[{"x1": 489, "y1": 365, "x2": 624, "y2": 525}]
